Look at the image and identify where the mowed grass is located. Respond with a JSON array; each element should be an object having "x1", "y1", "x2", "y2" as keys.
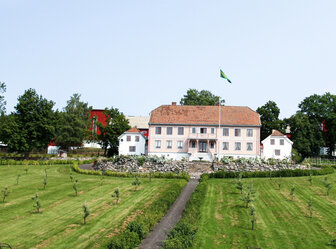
[
  {"x1": 194, "y1": 174, "x2": 336, "y2": 249},
  {"x1": 0, "y1": 164, "x2": 186, "y2": 249}
]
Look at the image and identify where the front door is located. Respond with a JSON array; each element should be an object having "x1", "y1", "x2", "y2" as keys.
[{"x1": 199, "y1": 142, "x2": 207, "y2": 152}]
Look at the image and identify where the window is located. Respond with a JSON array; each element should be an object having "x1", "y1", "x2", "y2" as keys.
[
  {"x1": 129, "y1": 146, "x2": 136, "y2": 152},
  {"x1": 177, "y1": 141, "x2": 184, "y2": 149},
  {"x1": 247, "y1": 142, "x2": 253, "y2": 151},
  {"x1": 200, "y1": 128, "x2": 207, "y2": 134},
  {"x1": 210, "y1": 142, "x2": 214, "y2": 149},
  {"x1": 166, "y1": 127, "x2": 173, "y2": 135},
  {"x1": 135, "y1": 136, "x2": 139, "y2": 142},
  {"x1": 155, "y1": 127, "x2": 162, "y2": 135},
  {"x1": 223, "y1": 142, "x2": 229, "y2": 150},
  {"x1": 247, "y1": 129, "x2": 253, "y2": 137},
  {"x1": 166, "y1": 140, "x2": 172, "y2": 149},
  {"x1": 270, "y1": 139, "x2": 275, "y2": 145},
  {"x1": 211, "y1": 128, "x2": 215, "y2": 134},
  {"x1": 92, "y1": 116, "x2": 98, "y2": 135},
  {"x1": 178, "y1": 127, "x2": 184, "y2": 135},
  {"x1": 190, "y1": 141, "x2": 196, "y2": 148},
  {"x1": 155, "y1": 140, "x2": 161, "y2": 148},
  {"x1": 280, "y1": 139, "x2": 284, "y2": 145},
  {"x1": 192, "y1": 127, "x2": 196, "y2": 134},
  {"x1": 235, "y1": 129, "x2": 241, "y2": 137},
  {"x1": 127, "y1": 136, "x2": 131, "y2": 142},
  {"x1": 235, "y1": 142, "x2": 241, "y2": 151},
  {"x1": 275, "y1": 149, "x2": 281, "y2": 156},
  {"x1": 223, "y1": 128, "x2": 229, "y2": 136}
]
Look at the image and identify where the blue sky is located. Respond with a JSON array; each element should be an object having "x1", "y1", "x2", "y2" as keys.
[{"x1": 1, "y1": 0, "x2": 335, "y2": 118}]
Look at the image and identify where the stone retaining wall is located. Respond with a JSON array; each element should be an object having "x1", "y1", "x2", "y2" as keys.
[{"x1": 94, "y1": 158, "x2": 308, "y2": 174}]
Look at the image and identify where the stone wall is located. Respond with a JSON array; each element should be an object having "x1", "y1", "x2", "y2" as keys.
[{"x1": 94, "y1": 157, "x2": 308, "y2": 174}]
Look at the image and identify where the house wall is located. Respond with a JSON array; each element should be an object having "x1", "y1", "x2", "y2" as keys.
[
  {"x1": 148, "y1": 125, "x2": 260, "y2": 160},
  {"x1": 119, "y1": 133, "x2": 146, "y2": 156},
  {"x1": 262, "y1": 137, "x2": 292, "y2": 159}
]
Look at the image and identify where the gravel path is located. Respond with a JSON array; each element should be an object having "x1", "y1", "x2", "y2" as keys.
[
  {"x1": 139, "y1": 179, "x2": 199, "y2": 249},
  {"x1": 79, "y1": 164, "x2": 94, "y2": 170}
]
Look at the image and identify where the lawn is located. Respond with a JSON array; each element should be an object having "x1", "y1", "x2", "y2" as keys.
[
  {"x1": 194, "y1": 174, "x2": 336, "y2": 249},
  {"x1": 0, "y1": 164, "x2": 186, "y2": 249}
]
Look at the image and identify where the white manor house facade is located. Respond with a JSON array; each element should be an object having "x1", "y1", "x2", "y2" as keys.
[{"x1": 148, "y1": 102, "x2": 261, "y2": 161}]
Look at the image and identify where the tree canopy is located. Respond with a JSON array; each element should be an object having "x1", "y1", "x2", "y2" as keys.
[
  {"x1": 95, "y1": 107, "x2": 130, "y2": 156},
  {"x1": 298, "y1": 92, "x2": 336, "y2": 156},
  {"x1": 256, "y1": 100, "x2": 285, "y2": 141},
  {"x1": 1, "y1": 89, "x2": 55, "y2": 157},
  {"x1": 55, "y1": 94, "x2": 92, "y2": 151},
  {"x1": 180, "y1": 89, "x2": 225, "y2": 106},
  {"x1": 0, "y1": 82, "x2": 6, "y2": 115}
]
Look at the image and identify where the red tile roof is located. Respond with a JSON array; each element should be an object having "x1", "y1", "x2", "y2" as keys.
[
  {"x1": 149, "y1": 105, "x2": 261, "y2": 126},
  {"x1": 270, "y1": 130, "x2": 285, "y2": 136},
  {"x1": 126, "y1": 127, "x2": 141, "y2": 133}
]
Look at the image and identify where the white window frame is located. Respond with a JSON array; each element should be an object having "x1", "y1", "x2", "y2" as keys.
[
  {"x1": 166, "y1": 127, "x2": 173, "y2": 135},
  {"x1": 155, "y1": 140, "x2": 161, "y2": 149},
  {"x1": 223, "y1": 128, "x2": 229, "y2": 136},
  {"x1": 235, "y1": 128, "x2": 241, "y2": 137},
  {"x1": 127, "y1": 136, "x2": 131, "y2": 142},
  {"x1": 275, "y1": 149, "x2": 281, "y2": 156},
  {"x1": 235, "y1": 142, "x2": 241, "y2": 151},
  {"x1": 135, "y1": 136, "x2": 139, "y2": 142},
  {"x1": 129, "y1": 146, "x2": 136, "y2": 152},
  {"x1": 247, "y1": 142, "x2": 253, "y2": 151},
  {"x1": 166, "y1": 140, "x2": 172, "y2": 149},
  {"x1": 211, "y1": 128, "x2": 215, "y2": 134},
  {"x1": 247, "y1": 128, "x2": 253, "y2": 137},
  {"x1": 223, "y1": 142, "x2": 229, "y2": 150},
  {"x1": 178, "y1": 127, "x2": 184, "y2": 135},
  {"x1": 271, "y1": 139, "x2": 275, "y2": 145},
  {"x1": 177, "y1": 140, "x2": 184, "y2": 149},
  {"x1": 280, "y1": 139, "x2": 284, "y2": 145},
  {"x1": 155, "y1": 127, "x2": 162, "y2": 135},
  {"x1": 192, "y1": 127, "x2": 196, "y2": 134}
]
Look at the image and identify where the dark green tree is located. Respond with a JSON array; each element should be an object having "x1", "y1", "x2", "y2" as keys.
[
  {"x1": 180, "y1": 89, "x2": 225, "y2": 106},
  {"x1": 1, "y1": 89, "x2": 55, "y2": 158},
  {"x1": 96, "y1": 107, "x2": 130, "y2": 156},
  {"x1": 82, "y1": 202, "x2": 90, "y2": 224},
  {"x1": 0, "y1": 81, "x2": 6, "y2": 115},
  {"x1": 286, "y1": 112, "x2": 324, "y2": 159},
  {"x1": 32, "y1": 193, "x2": 41, "y2": 213},
  {"x1": 256, "y1": 100, "x2": 285, "y2": 140},
  {"x1": 298, "y1": 92, "x2": 336, "y2": 157},
  {"x1": 55, "y1": 94, "x2": 92, "y2": 151}
]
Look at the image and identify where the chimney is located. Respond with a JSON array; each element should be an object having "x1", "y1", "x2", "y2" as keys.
[{"x1": 172, "y1": 102, "x2": 177, "y2": 106}]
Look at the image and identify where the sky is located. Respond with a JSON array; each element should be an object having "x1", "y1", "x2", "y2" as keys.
[{"x1": 1, "y1": 0, "x2": 335, "y2": 119}]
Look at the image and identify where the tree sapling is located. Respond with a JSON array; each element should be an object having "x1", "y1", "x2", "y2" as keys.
[
  {"x1": 1, "y1": 186, "x2": 10, "y2": 203},
  {"x1": 132, "y1": 176, "x2": 141, "y2": 190},
  {"x1": 290, "y1": 185, "x2": 295, "y2": 201},
  {"x1": 308, "y1": 196, "x2": 313, "y2": 218},
  {"x1": 43, "y1": 175, "x2": 47, "y2": 190},
  {"x1": 250, "y1": 205, "x2": 257, "y2": 230},
  {"x1": 32, "y1": 193, "x2": 41, "y2": 213},
  {"x1": 73, "y1": 179, "x2": 78, "y2": 196},
  {"x1": 112, "y1": 188, "x2": 120, "y2": 204},
  {"x1": 82, "y1": 202, "x2": 90, "y2": 224}
]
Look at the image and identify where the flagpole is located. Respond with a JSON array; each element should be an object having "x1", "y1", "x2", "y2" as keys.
[{"x1": 218, "y1": 97, "x2": 221, "y2": 161}]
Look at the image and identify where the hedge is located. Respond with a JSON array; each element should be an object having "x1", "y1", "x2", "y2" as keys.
[
  {"x1": 0, "y1": 159, "x2": 95, "y2": 166},
  {"x1": 162, "y1": 178, "x2": 207, "y2": 249},
  {"x1": 207, "y1": 166, "x2": 334, "y2": 179},
  {"x1": 106, "y1": 179, "x2": 187, "y2": 249}
]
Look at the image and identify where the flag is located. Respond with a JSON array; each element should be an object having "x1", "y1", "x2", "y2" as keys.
[{"x1": 220, "y1": 69, "x2": 232, "y2": 83}]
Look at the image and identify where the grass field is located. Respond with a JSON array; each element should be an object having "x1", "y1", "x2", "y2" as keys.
[
  {"x1": 0, "y1": 164, "x2": 186, "y2": 249},
  {"x1": 194, "y1": 174, "x2": 336, "y2": 249}
]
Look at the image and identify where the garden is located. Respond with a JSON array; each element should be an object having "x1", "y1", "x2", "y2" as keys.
[{"x1": 0, "y1": 163, "x2": 187, "y2": 249}]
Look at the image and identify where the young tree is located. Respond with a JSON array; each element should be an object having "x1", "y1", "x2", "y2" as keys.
[
  {"x1": 1, "y1": 89, "x2": 55, "y2": 158},
  {"x1": 308, "y1": 196, "x2": 313, "y2": 218},
  {"x1": 250, "y1": 205, "x2": 257, "y2": 230},
  {"x1": 82, "y1": 202, "x2": 90, "y2": 224},
  {"x1": 16, "y1": 174, "x2": 21, "y2": 185},
  {"x1": 308, "y1": 173, "x2": 313, "y2": 186},
  {"x1": 132, "y1": 176, "x2": 141, "y2": 191},
  {"x1": 24, "y1": 167, "x2": 29, "y2": 175},
  {"x1": 55, "y1": 94, "x2": 92, "y2": 151},
  {"x1": 0, "y1": 81, "x2": 6, "y2": 115},
  {"x1": 100, "y1": 175, "x2": 104, "y2": 186},
  {"x1": 290, "y1": 185, "x2": 295, "y2": 201},
  {"x1": 70, "y1": 172, "x2": 73, "y2": 182},
  {"x1": 241, "y1": 184, "x2": 256, "y2": 208},
  {"x1": 96, "y1": 107, "x2": 130, "y2": 156},
  {"x1": 276, "y1": 176, "x2": 282, "y2": 190},
  {"x1": 1, "y1": 186, "x2": 10, "y2": 203},
  {"x1": 256, "y1": 100, "x2": 285, "y2": 140},
  {"x1": 149, "y1": 170, "x2": 153, "y2": 182},
  {"x1": 43, "y1": 176, "x2": 47, "y2": 190},
  {"x1": 324, "y1": 179, "x2": 332, "y2": 196},
  {"x1": 32, "y1": 193, "x2": 41, "y2": 213},
  {"x1": 112, "y1": 188, "x2": 120, "y2": 204},
  {"x1": 73, "y1": 179, "x2": 78, "y2": 196},
  {"x1": 180, "y1": 89, "x2": 225, "y2": 106}
]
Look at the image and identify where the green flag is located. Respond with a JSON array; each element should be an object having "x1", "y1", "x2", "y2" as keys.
[{"x1": 220, "y1": 69, "x2": 232, "y2": 83}]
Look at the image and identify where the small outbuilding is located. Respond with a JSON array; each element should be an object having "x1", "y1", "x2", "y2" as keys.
[
  {"x1": 118, "y1": 127, "x2": 147, "y2": 156},
  {"x1": 262, "y1": 130, "x2": 293, "y2": 160}
]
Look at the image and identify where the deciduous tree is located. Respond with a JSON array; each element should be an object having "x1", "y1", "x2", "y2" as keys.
[{"x1": 180, "y1": 89, "x2": 225, "y2": 106}]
